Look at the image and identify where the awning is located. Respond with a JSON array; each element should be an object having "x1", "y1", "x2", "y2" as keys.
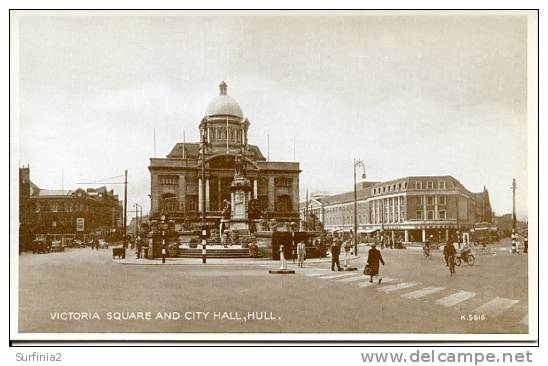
[{"x1": 362, "y1": 229, "x2": 378, "y2": 234}]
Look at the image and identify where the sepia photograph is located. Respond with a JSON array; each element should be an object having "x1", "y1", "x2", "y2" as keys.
[{"x1": 9, "y1": 9, "x2": 538, "y2": 342}]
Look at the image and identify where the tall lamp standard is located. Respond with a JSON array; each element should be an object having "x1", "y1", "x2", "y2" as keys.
[
  {"x1": 353, "y1": 158, "x2": 366, "y2": 255},
  {"x1": 200, "y1": 121, "x2": 208, "y2": 263}
]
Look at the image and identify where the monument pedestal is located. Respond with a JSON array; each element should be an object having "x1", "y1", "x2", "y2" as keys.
[{"x1": 228, "y1": 174, "x2": 252, "y2": 239}]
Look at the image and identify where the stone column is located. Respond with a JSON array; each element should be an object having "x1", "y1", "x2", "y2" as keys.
[
  {"x1": 397, "y1": 196, "x2": 401, "y2": 222},
  {"x1": 198, "y1": 178, "x2": 202, "y2": 213},
  {"x1": 205, "y1": 179, "x2": 210, "y2": 211},
  {"x1": 268, "y1": 176, "x2": 275, "y2": 211},
  {"x1": 434, "y1": 195, "x2": 438, "y2": 220},
  {"x1": 422, "y1": 229, "x2": 426, "y2": 242},
  {"x1": 445, "y1": 229, "x2": 449, "y2": 241},
  {"x1": 292, "y1": 177, "x2": 299, "y2": 213},
  {"x1": 391, "y1": 197, "x2": 395, "y2": 223},
  {"x1": 253, "y1": 179, "x2": 258, "y2": 199},
  {"x1": 151, "y1": 173, "x2": 160, "y2": 212},
  {"x1": 218, "y1": 179, "x2": 222, "y2": 211},
  {"x1": 178, "y1": 175, "x2": 186, "y2": 211},
  {"x1": 404, "y1": 229, "x2": 409, "y2": 242},
  {"x1": 423, "y1": 195, "x2": 427, "y2": 220}
]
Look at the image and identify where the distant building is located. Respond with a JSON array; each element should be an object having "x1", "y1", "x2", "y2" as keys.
[
  {"x1": 494, "y1": 213, "x2": 528, "y2": 236},
  {"x1": 300, "y1": 176, "x2": 493, "y2": 243},
  {"x1": 19, "y1": 166, "x2": 123, "y2": 250},
  {"x1": 148, "y1": 81, "x2": 301, "y2": 229}
]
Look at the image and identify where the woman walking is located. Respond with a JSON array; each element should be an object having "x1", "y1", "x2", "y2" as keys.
[{"x1": 365, "y1": 243, "x2": 385, "y2": 284}]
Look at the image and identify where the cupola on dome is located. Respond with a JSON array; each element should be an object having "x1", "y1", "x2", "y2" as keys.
[{"x1": 205, "y1": 81, "x2": 244, "y2": 118}]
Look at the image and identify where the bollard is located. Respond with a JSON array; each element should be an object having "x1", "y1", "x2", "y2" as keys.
[
  {"x1": 279, "y1": 244, "x2": 287, "y2": 270},
  {"x1": 269, "y1": 244, "x2": 294, "y2": 274}
]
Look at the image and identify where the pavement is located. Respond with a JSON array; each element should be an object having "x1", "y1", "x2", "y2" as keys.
[{"x1": 17, "y1": 238, "x2": 529, "y2": 335}]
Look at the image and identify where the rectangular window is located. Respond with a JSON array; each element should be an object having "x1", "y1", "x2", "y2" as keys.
[
  {"x1": 416, "y1": 211, "x2": 422, "y2": 220},
  {"x1": 418, "y1": 196, "x2": 423, "y2": 204},
  {"x1": 439, "y1": 210, "x2": 446, "y2": 219},
  {"x1": 416, "y1": 181, "x2": 422, "y2": 190},
  {"x1": 427, "y1": 181, "x2": 433, "y2": 189},
  {"x1": 186, "y1": 195, "x2": 198, "y2": 211},
  {"x1": 438, "y1": 196, "x2": 446, "y2": 205},
  {"x1": 398, "y1": 183, "x2": 401, "y2": 190},
  {"x1": 439, "y1": 181, "x2": 446, "y2": 189},
  {"x1": 427, "y1": 211, "x2": 434, "y2": 220},
  {"x1": 159, "y1": 175, "x2": 179, "y2": 185},
  {"x1": 274, "y1": 177, "x2": 292, "y2": 188},
  {"x1": 426, "y1": 196, "x2": 434, "y2": 205}
]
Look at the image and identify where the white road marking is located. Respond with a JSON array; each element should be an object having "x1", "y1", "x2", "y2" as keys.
[
  {"x1": 304, "y1": 271, "x2": 332, "y2": 277},
  {"x1": 435, "y1": 291, "x2": 476, "y2": 307},
  {"x1": 519, "y1": 314, "x2": 528, "y2": 326},
  {"x1": 335, "y1": 275, "x2": 368, "y2": 283},
  {"x1": 357, "y1": 278, "x2": 397, "y2": 288},
  {"x1": 319, "y1": 273, "x2": 359, "y2": 280},
  {"x1": 401, "y1": 286, "x2": 445, "y2": 299},
  {"x1": 378, "y1": 282, "x2": 418, "y2": 293},
  {"x1": 472, "y1": 297, "x2": 519, "y2": 318}
]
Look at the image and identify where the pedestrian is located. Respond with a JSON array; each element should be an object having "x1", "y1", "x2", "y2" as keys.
[
  {"x1": 297, "y1": 240, "x2": 306, "y2": 268},
  {"x1": 443, "y1": 241, "x2": 457, "y2": 272},
  {"x1": 365, "y1": 243, "x2": 385, "y2": 283},
  {"x1": 330, "y1": 239, "x2": 342, "y2": 271},
  {"x1": 343, "y1": 240, "x2": 352, "y2": 268}
]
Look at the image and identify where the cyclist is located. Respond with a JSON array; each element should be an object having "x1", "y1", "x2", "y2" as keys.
[
  {"x1": 443, "y1": 241, "x2": 457, "y2": 275},
  {"x1": 423, "y1": 238, "x2": 431, "y2": 259}
]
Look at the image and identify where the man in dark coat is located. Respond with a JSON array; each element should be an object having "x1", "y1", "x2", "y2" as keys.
[
  {"x1": 331, "y1": 239, "x2": 342, "y2": 271},
  {"x1": 443, "y1": 242, "x2": 457, "y2": 274},
  {"x1": 366, "y1": 243, "x2": 385, "y2": 283}
]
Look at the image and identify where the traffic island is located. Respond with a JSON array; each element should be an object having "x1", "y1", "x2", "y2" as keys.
[
  {"x1": 268, "y1": 244, "x2": 295, "y2": 275},
  {"x1": 268, "y1": 269, "x2": 295, "y2": 274}
]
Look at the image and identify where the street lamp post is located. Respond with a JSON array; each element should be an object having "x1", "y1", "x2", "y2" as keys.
[
  {"x1": 353, "y1": 158, "x2": 366, "y2": 255},
  {"x1": 200, "y1": 120, "x2": 208, "y2": 263}
]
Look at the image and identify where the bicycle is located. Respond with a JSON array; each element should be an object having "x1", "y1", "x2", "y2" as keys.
[{"x1": 454, "y1": 249, "x2": 475, "y2": 266}]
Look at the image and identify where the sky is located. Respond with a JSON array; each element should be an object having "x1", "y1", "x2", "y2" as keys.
[{"x1": 14, "y1": 12, "x2": 531, "y2": 220}]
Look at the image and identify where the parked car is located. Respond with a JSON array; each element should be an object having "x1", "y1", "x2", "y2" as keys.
[
  {"x1": 51, "y1": 240, "x2": 64, "y2": 252},
  {"x1": 31, "y1": 239, "x2": 51, "y2": 254},
  {"x1": 98, "y1": 239, "x2": 109, "y2": 249},
  {"x1": 74, "y1": 240, "x2": 85, "y2": 248}
]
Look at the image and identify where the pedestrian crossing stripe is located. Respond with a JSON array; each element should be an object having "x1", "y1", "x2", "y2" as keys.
[
  {"x1": 357, "y1": 278, "x2": 396, "y2": 287},
  {"x1": 435, "y1": 290, "x2": 476, "y2": 307},
  {"x1": 319, "y1": 273, "x2": 359, "y2": 280},
  {"x1": 378, "y1": 282, "x2": 418, "y2": 293},
  {"x1": 401, "y1": 286, "x2": 445, "y2": 299},
  {"x1": 335, "y1": 275, "x2": 368, "y2": 283},
  {"x1": 472, "y1": 297, "x2": 519, "y2": 318},
  {"x1": 304, "y1": 271, "x2": 332, "y2": 277}
]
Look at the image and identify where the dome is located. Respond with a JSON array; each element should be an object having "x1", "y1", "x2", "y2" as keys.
[{"x1": 205, "y1": 81, "x2": 244, "y2": 118}]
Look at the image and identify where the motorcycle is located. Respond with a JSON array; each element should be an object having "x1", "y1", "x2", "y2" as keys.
[{"x1": 454, "y1": 249, "x2": 475, "y2": 266}]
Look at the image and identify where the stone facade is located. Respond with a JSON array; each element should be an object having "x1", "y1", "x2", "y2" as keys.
[{"x1": 300, "y1": 176, "x2": 493, "y2": 243}]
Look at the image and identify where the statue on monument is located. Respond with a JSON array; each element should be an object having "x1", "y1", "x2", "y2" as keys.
[{"x1": 221, "y1": 199, "x2": 231, "y2": 220}]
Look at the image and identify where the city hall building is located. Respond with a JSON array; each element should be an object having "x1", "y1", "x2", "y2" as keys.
[
  {"x1": 148, "y1": 81, "x2": 301, "y2": 229},
  {"x1": 301, "y1": 176, "x2": 493, "y2": 243}
]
